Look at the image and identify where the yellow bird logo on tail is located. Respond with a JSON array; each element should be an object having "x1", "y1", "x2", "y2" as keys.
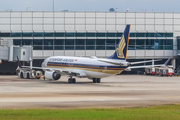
[{"x1": 116, "y1": 35, "x2": 126, "y2": 59}]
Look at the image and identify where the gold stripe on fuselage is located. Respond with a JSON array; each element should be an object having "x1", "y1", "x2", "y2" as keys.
[{"x1": 47, "y1": 65, "x2": 124, "y2": 74}]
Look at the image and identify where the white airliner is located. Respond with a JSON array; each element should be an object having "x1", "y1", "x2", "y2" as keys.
[{"x1": 17, "y1": 25, "x2": 161, "y2": 83}]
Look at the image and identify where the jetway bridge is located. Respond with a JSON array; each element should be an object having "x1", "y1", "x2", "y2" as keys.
[{"x1": 0, "y1": 39, "x2": 33, "y2": 73}]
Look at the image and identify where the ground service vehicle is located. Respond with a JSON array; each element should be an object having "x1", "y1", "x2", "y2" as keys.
[{"x1": 18, "y1": 68, "x2": 42, "y2": 79}]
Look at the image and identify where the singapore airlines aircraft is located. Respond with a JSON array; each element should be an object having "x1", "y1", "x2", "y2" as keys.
[{"x1": 17, "y1": 25, "x2": 159, "y2": 83}]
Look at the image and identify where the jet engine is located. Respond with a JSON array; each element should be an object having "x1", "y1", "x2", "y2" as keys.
[{"x1": 45, "y1": 71, "x2": 61, "y2": 80}]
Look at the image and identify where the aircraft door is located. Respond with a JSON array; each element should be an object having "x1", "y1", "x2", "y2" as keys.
[
  {"x1": 104, "y1": 66, "x2": 108, "y2": 72},
  {"x1": 68, "y1": 62, "x2": 73, "y2": 68}
]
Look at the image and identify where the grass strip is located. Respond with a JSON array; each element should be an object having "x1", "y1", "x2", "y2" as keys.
[{"x1": 0, "y1": 105, "x2": 180, "y2": 120}]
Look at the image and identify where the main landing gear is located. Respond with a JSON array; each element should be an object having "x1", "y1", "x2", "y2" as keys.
[
  {"x1": 68, "y1": 77, "x2": 76, "y2": 83},
  {"x1": 93, "y1": 78, "x2": 101, "y2": 83}
]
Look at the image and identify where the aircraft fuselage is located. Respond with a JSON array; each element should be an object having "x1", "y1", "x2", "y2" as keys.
[{"x1": 42, "y1": 56, "x2": 129, "y2": 78}]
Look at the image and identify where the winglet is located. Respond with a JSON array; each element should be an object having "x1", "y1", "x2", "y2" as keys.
[
  {"x1": 164, "y1": 56, "x2": 172, "y2": 66},
  {"x1": 16, "y1": 56, "x2": 22, "y2": 71},
  {"x1": 108, "y1": 25, "x2": 131, "y2": 60}
]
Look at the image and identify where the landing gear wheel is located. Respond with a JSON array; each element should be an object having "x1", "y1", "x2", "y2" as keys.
[
  {"x1": 93, "y1": 78, "x2": 97, "y2": 83},
  {"x1": 20, "y1": 72, "x2": 23, "y2": 78},
  {"x1": 68, "y1": 78, "x2": 72, "y2": 83},
  {"x1": 72, "y1": 78, "x2": 76, "y2": 83},
  {"x1": 97, "y1": 78, "x2": 101, "y2": 83},
  {"x1": 27, "y1": 73, "x2": 30, "y2": 79}
]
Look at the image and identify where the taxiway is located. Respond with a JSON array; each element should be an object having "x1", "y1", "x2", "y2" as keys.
[{"x1": 0, "y1": 75, "x2": 180, "y2": 109}]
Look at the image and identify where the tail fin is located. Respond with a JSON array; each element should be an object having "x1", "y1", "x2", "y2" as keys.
[
  {"x1": 16, "y1": 56, "x2": 22, "y2": 71},
  {"x1": 108, "y1": 25, "x2": 131, "y2": 60},
  {"x1": 164, "y1": 56, "x2": 172, "y2": 66}
]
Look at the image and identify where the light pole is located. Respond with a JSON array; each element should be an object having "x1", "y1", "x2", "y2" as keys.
[{"x1": 53, "y1": 0, "x2": 54, "y2": 12}]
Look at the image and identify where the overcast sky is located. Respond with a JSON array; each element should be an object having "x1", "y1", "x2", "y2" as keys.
[{"x1": 0, "y1": 0, "x2": 179, "y2": 12}]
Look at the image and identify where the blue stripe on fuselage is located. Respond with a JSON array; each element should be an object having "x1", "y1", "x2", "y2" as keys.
[{"x1": 47, "y1": 62, "x2": 127, "y2": 69}]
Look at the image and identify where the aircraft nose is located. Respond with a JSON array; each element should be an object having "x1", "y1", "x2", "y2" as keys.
[
  {"x1": 41, "y1": 61, "x2": 46, "y2": 67},
  {"x1": 41, "y1": 62, "x2": 45, "y2": 67},
  {"x1": 42, "y1": 58, "x2": 48, "y2": 67}
]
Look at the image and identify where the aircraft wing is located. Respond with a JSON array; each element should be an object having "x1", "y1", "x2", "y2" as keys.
[
  {"x1": 125, "y1": 64, "x2": 163, "y2": 71},
  {"x1": 130, "y1": 59, "x2": 161, "y2": 65},
  {"x1": 127, "y1": 56, "x2": 173, "y2": 70},
  {"x1": 128, "y1": 65, "x2": 163, "y2": 69},
  {"x1": 22, "y1": 66, "x2": 87, "y2": 77}
]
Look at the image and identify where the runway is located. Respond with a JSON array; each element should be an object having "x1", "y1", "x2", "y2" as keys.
[{"x1": 0, "y1": 75, "x2": 180, "y2": 109}]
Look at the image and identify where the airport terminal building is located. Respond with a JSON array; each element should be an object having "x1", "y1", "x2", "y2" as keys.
[{"x1": 0, "y1": 11, "x2": 180, "y2": 72}]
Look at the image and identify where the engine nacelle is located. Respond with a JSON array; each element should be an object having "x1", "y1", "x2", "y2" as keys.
[{"x1": 45, "y1": 71, "x2": 61, "y2": 80}]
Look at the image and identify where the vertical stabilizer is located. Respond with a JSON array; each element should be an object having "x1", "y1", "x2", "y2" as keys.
[
  {"x1": 16, "y1": 56, "x2": 22, "y2": 71},
  {"x1": 108, "y1": 25, "x2": 131, "y2": 60},
  {"x1": 164, "y1": 56, "x2": 172, "y2": 66}
]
